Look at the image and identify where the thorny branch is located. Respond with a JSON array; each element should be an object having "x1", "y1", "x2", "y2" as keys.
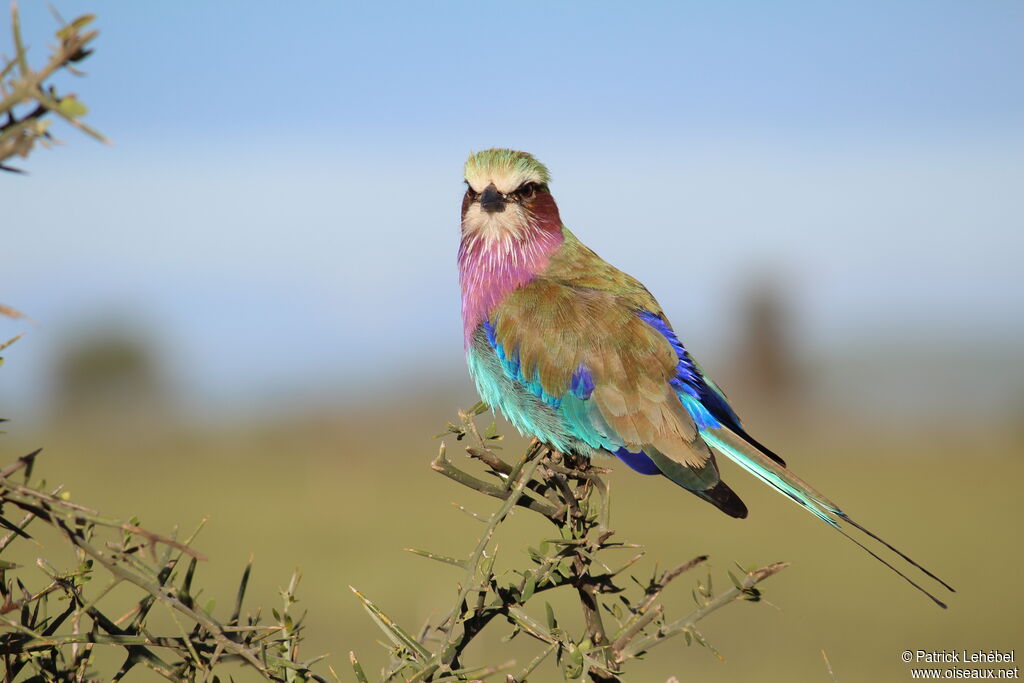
[
  {"x1": 350, "y1": 404, "x2": 789, "y2": 682},
  {"x1": 0, "y1": 327, "x2": 330, "y2": 682},
  {"x1": 1, "y1": 2, "x2": 108, "y2": 173},
  {"x1": 0, "y1": 448, "x2": 331, "y2": 681}
]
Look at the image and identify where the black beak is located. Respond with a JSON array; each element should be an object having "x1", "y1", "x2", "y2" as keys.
[{"x1": 479, "y1": 183, "x2": 506, "y2": 213}]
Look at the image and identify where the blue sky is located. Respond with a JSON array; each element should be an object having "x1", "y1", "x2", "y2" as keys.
[{"x1": 4, "y1": 1, "x2": 1023, "y2": 416}]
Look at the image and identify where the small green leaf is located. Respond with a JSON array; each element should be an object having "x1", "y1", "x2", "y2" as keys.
[
  {"x1": 70, "y1": 14, "x2": 96, "y2": 29},
  {"x1": 521, "y1": 574, "x2": 536, "y2": 602},
  {"x1": 57, "y1": 96, "x2": 88, "y2": 117},
  {"x1": 350, "y1": 651, "x2": 370, "y2": 683},
  {"x1": 562, "y1": 644, "x2": 584, "y2": 678},
  {"x1": 56, "y1": 13, "x2": 95, "y2": 39},
  {"x1": 545, "y1": 602, "x2": 557, "y2": 630}
]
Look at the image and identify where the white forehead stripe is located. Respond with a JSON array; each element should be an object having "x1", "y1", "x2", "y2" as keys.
[{"x1": 465, "y1": 166, "x2": 545, "y2": 194}]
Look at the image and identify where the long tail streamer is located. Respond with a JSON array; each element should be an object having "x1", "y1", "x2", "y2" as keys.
[{"x1": 702, "y1": 426, "x2": 954, "y2": 608}]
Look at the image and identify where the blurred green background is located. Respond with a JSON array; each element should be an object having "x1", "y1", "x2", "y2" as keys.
[{"x1": 3, "y1": 1, "x2": 1023, "y2": 680}]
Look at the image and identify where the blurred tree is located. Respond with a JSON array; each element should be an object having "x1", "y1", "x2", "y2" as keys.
[
  {"x1": 50, "y1": 328, "x2": 175, "y2": 432},
  {"x1": 732, "y1": 276, "x2": 805, "y2": 414}
]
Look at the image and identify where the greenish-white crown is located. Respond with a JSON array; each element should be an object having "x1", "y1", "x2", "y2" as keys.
[{"x1": 464, "y1": 148, "x2": 551, "y2": 194}]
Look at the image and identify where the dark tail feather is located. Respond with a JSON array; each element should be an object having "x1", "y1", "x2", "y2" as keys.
[
  {"x1": 841, "y1": 514, "x2": 956, "y2": 594},
  {"x1": 834, "y1": 524, "x2": 948, "y2": 609},
  {"x1": 691, "y1": 480, "x2": 748, "y2": 519}
]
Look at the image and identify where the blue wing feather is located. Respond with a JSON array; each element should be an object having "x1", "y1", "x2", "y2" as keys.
[
  {"x1": 479, "y1": 311, "x2": 763, "y2": 461},
  {"x1": 637, "y1": 311, "x2": 787, "y2": 467},
  {"x1": 474, "y1": 319, "x2": 664, "y2": 474}
]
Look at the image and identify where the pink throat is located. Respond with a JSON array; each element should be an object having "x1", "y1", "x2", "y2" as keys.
[{"x1": 458, "y1": 224, "x2": 563, "y2": 346}]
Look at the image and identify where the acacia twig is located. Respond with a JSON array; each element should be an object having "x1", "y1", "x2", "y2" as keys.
[
  {"x1": 353, "y1": 408, "x2": 789, "y2": 682},
  {"x1": 1, "y1": 2, "x2": 107, "y2": 173}
]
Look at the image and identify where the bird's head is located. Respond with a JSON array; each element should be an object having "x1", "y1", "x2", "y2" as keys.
[{"x1": 461, "y1": 149, "x2": 561, "y2": 245}]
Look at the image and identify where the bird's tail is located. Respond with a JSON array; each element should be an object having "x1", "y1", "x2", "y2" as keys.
[{"x1": 700, "y1": 427, "x2": 954, "y2": 609}]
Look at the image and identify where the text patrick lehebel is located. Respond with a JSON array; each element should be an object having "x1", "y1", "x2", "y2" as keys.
[{"x1": 915, "y1": 651, "x2": 1015, "y2": 664}]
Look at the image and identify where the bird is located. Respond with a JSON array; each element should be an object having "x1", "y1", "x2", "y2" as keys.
[{"x1": 457, "y1": 148, "x2": 953, "y2": 608}]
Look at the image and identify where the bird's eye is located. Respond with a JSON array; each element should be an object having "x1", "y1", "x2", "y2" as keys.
[
  {"x1": 464, "y1": 183, "x2": 479, "y2": 199},
  {"x1": 516, "y1": 182, "x2": 539, "y2": 200}
]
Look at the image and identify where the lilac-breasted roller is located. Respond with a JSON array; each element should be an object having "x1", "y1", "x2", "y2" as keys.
[{"x1": 458, "y1": 148, "x2": 953, "y2": 608}]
